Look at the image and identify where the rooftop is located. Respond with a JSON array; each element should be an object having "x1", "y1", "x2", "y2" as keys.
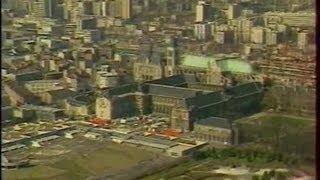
[
  {"x1": 20, "y1": 104, "x2": 62, "y2": 112},
  {"x1": 144, "y1": 74, "x2": 199, "y2": 87},
  {"x1": 181, "y1": 55, "x2": 253, "y2": 74},
  {"x1": 148, "y1": 84, "x2": 205, "y2": 99}
]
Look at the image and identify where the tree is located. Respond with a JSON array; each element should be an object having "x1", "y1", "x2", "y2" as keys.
[{"x1": 261, "y1": 171, "x2": 271, "y2": 180}]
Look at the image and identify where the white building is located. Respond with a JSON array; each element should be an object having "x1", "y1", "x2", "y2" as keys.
[
  {"x1": 297, "y1": 31, "x2": 308, "y2": 50},
  {"x1": 194, "y1": 23, "x2": 211, "y2": 40},
  {"x1": 122, "y1": 0, "x2": 132, "y2": 20},
  {"x1": 195, "y1": 1, "x2": 210, "y2": 22},
  {"x1": 250, "y1": 27, "x2": 265, "y2": 44},
  {"x1": 227, "y1": 3, "x2": 241, "y2": 20},
  {"x1": 95, "y1": 65, "x2": 120, "y2": 89},
  {"x1": 95, "y1": 97, "x2": 112, "y2": 120},
  {"x1": 265, "y1": 28, "x2": 278, "y2": 45}
]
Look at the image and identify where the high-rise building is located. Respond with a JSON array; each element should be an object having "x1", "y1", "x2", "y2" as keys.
[
  {"x1": 214, "y1": 30, "x2": 235, "y2": 44},
  {"x1": 165, "y1": 36, "x2": 178, "y2": 77},
  {"x1": 115, "y1": 0, "x2": 122, "y2": 18},
  {"x1": 194, "y1": 23, "x2": 211, "y2": 40},
  {"x1": 96, "y1": 97, "x2": 112, "y2": 120},
  {"x1": 227, "y1": 3, "x2": 241, "y2": 20},
  {"x1": 265, "y1": 28, "x2": 278, "y2": 45},
  {"x1": 121, "y1": 0, "x2": 132, "y2": 19},
  {"x1": 93, "y1": 1, "x2": 102, "y2": 16},
  {"x1": 44, "y1": 0, "x2": 58, "y2": 18},
  {"x1": 77, "y1": 17, "x2": 97, "y2": 30},
  {"x1": 240, "y1": 18, "x2": 252, "y2": 43},
  {"x1": 250, "y1": 27, "x2": 265, "y2": 44},
  {"x1": 195, "y1": 1, "x2": 210, "y2": 22},
  {"x1": 101, "y1": 1, "x2": 108, "y2": 17},
  {"x1": 297, "y1": 31, "x2": 309, "y2": 50},
  {"x1": 108, "y1": 0, "x2": 117, "y2": 18},
  {"x1": 32, "y1": 0, "x2": 60, "y2": 18},
  {"x1": 83, "y1": 1, "x2": 94, "y2": 15},
  {"x1": 263, "y1": 12, "x2": 315, "y2": 27},
  {"x1": 53, "y1": 4, "x2": 66, "y2": 20},
  {"x1": 32, "y1": 0, "x2": 46, "y2": 18}
]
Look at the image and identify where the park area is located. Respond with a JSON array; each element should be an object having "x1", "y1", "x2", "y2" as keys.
[
  {"x1": 141, "y1": 113, "x2": 315, "y2": 180},
  {"x1": 2, "y1": 136, "x2": 169, "y2": 180},
  {"x1": 235, "y1": 112, "x2": 315, "y2": 158}
]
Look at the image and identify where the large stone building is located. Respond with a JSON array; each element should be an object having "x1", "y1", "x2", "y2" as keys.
[
  {"x1": 3, "y1": 82, "x2": 41, "y2": 105},
  {"x1": 195, "y1": 1, "x2": 210, "y2": 23},
  {"x1": 133, "y1": 36, "x2": 179, "y2": 82},
  {"x1": 263, "y1": 12, "x2": 315, "y2": 27},
  {"x1": 95, "y1": 83, "x2": 150, "y2": 119},
  {"x1": 194, "y1": 117, "x2": 234, "y2": 145},
  {"x1": 65, "y1": 91, "x2": 94, "y2": 118},
  {"x1": 133, "y1": 60, "x2": 163, "y2": 82},
  {"x1": 95, "y1": 74, "x2": 264, "y2": 132}
]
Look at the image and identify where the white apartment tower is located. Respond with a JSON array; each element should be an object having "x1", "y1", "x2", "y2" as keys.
[
  {"x1": 227, "y1": 3, "x2": 241, "y2": 20},
  {"x1": 196, "y1": 1, "x2": 209, "y2": 22},
  {"x1": 121, "y1": 0, "x2": 132, "y2": 19},
  {"x1": 250, "y1": 27, "x2": 265, "y2": 44},
  {"x1": 297, "y1": 31, "x2": 309, "y2": 50},
  {"x1": 96, "y1": 97, "x2": 112, "y2": 120}
]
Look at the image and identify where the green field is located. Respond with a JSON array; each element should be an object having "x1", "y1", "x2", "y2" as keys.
[
  {"x1": 3, "y1": 138, "x2": 165, "y2": 180},
  {"x1": 236, "y1": 113, "x2": 315, "y2": 156},
  {"x1": 142, "y1": 113, "x2": 316, "y2": 179}
]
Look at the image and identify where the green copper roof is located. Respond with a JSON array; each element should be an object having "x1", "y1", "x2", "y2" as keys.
[
  {"x1": 181, "y1": 55, "x2": 218, "y2": 69},
  {"x1": 181, "y1": 55, "x2": 253, "y2": 74},
  {"x1": 216, "y1": 58, "x2": 253, "y2": 74}
]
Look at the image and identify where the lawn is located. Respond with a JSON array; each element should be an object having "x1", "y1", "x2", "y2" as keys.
[
  {"x1": 3, "y1": 139, "x2": 162, "y2": 180},
  {"x1": 235, "y1": 113, "x2": 315, "y2": 157}
]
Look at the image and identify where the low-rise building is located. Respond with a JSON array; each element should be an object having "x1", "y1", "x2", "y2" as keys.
[
  {"x1": 194, "y1": 117, "x2": 233, "y2": 145},
  {"x1": 41, "y1": 89, "x2": 77, "y2": 107},
  {"x1": 19, "y1": 105, "x2": 64, "y2": 121},
  {"x1": 3, "y1": 82, "x2": 40, "y2": 105},
  {"x1": 65, "y1": 92, "x2": 94, "y2": 118}
]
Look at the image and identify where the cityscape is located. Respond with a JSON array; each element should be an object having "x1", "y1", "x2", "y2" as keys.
[{"x1": 1, "y1": 0, "x2": 316, "y2": 179}]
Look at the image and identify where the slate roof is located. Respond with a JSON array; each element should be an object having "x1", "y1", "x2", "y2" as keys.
[
  {"x1": 20, "y1": 104, "x2": 62, "y2": 112},
  {"x1": 195, "y1": 117, "x2": 232, "y2": 129},
  {"x1": 183, "y1": 74, "x2": 199, "y2": 84},
  {"x1": 144, "y1": 74, "x2": 199, "y2": 87},
  {"x1": 3, "y1": 81, "x2": 34, "y2": 98},
  {"x1": 106, "y1": 83, "x2": 139, "y2": 97},
  {"x1": 148, "y1": 84, "x2": 202, "y2": 99},
  {"x1": 144, "y1": 74, "x2": 187, "y2": 87},
  {"x1": 184, "y1": 91, "x2": 227, "y2": 108},
  {"x1": 67, "y1": 91, "x2": 94, "y2": 106},
  {"x1": 15, "y1": 71, "x2": 43, "y2": 82},
  {"x1": 225, "y1": 82, "x2": 263, "y2": 97},
  {"x1": 48, "y1": 89, "x2": 77, "y2": 100}
]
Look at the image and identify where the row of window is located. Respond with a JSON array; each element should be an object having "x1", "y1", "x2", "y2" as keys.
[
  {"x1": 196, "y1": 133, "x2": 231, "y2": 143},
  {"x1": 153, "y1": 96, "x2": 178, "y2": 104},
  {"x1": 153, "y1": 104, "x2": 172, "y2": 115},
  {"x1": 141, "y1": 75, "x2": 154, "y2": 81}
]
